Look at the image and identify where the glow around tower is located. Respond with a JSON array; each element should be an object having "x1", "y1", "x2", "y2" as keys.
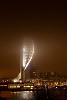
[{"x1": 22, "y1": 40, "x2": 34, "y2": 70}]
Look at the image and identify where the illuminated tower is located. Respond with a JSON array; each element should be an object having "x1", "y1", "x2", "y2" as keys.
[{"x1": 14, "y1": 39, "x2": 34, "y2": 82}]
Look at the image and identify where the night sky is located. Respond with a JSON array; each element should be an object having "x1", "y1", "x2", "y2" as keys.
[{"x1": 0, "y1": 1, "x2": 67, "y2": 77}]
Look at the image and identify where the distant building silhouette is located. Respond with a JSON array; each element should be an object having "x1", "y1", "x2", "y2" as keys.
[
  {"x1": 39, "y1": 72, "x2": 62, "y2": 80},
  {"x1": 30, "y1": 64, "x2": 37, "y2": 79}
]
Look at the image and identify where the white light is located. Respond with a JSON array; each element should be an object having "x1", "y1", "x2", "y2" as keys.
[
  {"x1": 55, "y1": 86, "x2": 58, "y2": 89},
  {"x1": 13, "y1": 79, "x2": 17, "y2": 83}
]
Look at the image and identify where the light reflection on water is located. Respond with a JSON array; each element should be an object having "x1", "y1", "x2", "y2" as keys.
[{"x1": 11, "y1": 91, "x2": 35, "y2": 100}]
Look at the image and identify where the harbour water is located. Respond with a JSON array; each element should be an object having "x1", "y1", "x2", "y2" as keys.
[
  {"x1": 11, "y1": 91, "x2": 35, "y2": 100},
  {"x1": 0, "y1": 90, "x2": 48, "y2": 100},
  {"x1": 0, "y1": 87, "x2": 67, "y2": 100}
]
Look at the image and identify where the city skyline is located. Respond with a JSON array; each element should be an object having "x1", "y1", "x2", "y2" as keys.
[{"x1": 0, "y1": 1, "x2": 67, "y2": 77}]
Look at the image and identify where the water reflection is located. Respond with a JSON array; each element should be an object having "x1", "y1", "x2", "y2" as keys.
[{"x1": 11, "y1": 91, "x2": 35, "y2": 100}]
